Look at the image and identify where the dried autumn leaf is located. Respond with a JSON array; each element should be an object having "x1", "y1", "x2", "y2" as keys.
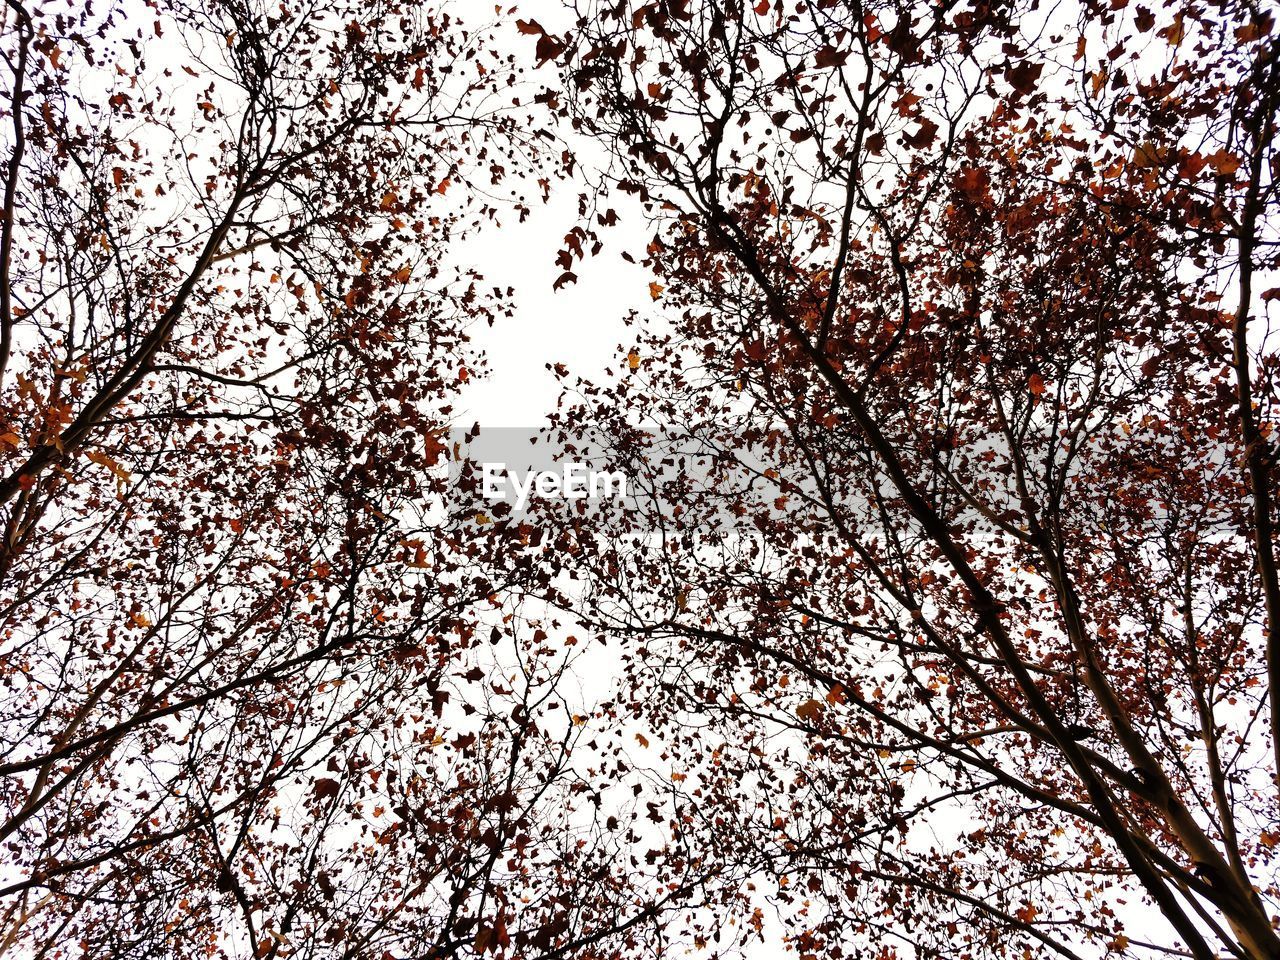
[
  {"x1": 814, "y1": 45, "x2": 848, "y2": 69},
  {"x1": 902, "y1": 117, "x2": 938, "y2": 149},
  {"x1": 797, "y1": 699, "x2": 824, "y2": 723},
  {"x1": 1207, "y1": 150, "x2": 1241, "y2": 176},
  {"x1": 1005, "y1": 60, "x2": 1043, "y2": 96}
]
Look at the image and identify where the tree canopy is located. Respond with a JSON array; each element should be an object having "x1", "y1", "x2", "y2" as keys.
[{"x1": 1, "y1": 0, "x2": 1278, "y2": 958}]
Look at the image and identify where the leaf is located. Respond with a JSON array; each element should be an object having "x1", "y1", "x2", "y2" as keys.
[
  {"x1": 902, "y1": 117, "x2": 938, "y2": 150},
  {"x1": 313, "y1": 778, "x2": 339, "y2": 802},
  {"x1": 628, "y1": 349, "x2": 640, "y2": 371},
  {"x1": 1028, "y1": 373, "x2": 1046, "y2": 396},
  {"x1": 515, "y1": 18, "x2": 543, "y2": 35},
  {"x1": 814, "y1": 45, "x2": 848, "y2": 69},
  {"x1": 112, "y1": 167, "x2": 125, "y2": 188},
  {"x1": 893, "y1": 91, "x2": 921, "y2": 116},
  {"x1": 553, "y1": 270, "x2": 577, "y2": 290},
  {"x1": 649, "y1": 281, "x2": 664, "y2": 300},
  {"x1": 635, "y1": 732, "x2": 650, "y2": 747},
  {"x1": 423, "y1": 432, "x2": 446, "y2": 466},
  {"x1": 535, "y1": 33, "x2": 567, "y2": 63},
  {"x1": 1207, "y1": 150, "x2": 1241, "y2": 176},
  {"x1": 797, "y1": 699, "x2": 824, "y2": 723},
  {"x1": 1235, "y1": 17, "x2": 1273, "y2": 43},
  {"x1": 754, "y1": 0, "x2": 770, "y2": 13},
  {"x1": 955, "y1": 165, "x2": 990, "y2": 201},
  {"x1": 1130, "y1": 140, "x2": 1165, "y2": 169},
  {"x1": 1005, "y1": 60, "x2": 1043, "y2": 96},
  {"x1": 1160, "y1": 13, "x2": 1185, "y2": 45},
  {"x1": 86, "y1": 449, "x2": 131, "y2": 483}
]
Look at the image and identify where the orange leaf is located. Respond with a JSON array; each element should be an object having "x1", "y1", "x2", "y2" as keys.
[
  {"x1": 797, "y1": 699, "x2": 824, "y2": 722},
  {"x1": 1207, "y1": 150, "x2": 1241, "y2": 176}
]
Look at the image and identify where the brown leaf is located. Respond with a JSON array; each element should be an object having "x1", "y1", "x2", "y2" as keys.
[
  {"x1": 955, "y1": 165, "x2": 990, "y2": 201},
  {"x1": 1207, "y1": 150, "x2": 1241, "y2": 176},
  {"x1": 1005, "y1": 60, "x2": 1043, "y2": 96},
  {"x1": 814, "y1": 45, "x2": 848, "y2": 69},
  {"x1": 902, "y1": 117, "x2": 938, "y2": 150},
  {"x1": 797, "y1": 699, "x2": 824, "y2": 723},
  {"x1": 535, "y1": 33, "x2": 567, "y2": 63}
]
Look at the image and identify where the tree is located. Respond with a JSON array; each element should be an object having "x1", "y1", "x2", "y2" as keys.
[
  {"x1": 0, "y1": 2, "x2": 670, "y2": 957},
  {"x1": 529, "y1": 0, "x2": 1280, "y2": 956}
]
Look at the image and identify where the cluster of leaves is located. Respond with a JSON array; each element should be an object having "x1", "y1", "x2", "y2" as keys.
[
  {"x1": 5, "y1": 0, "x2": 1280, "y2": 957},
  {"x1": 0, "y1": 1, "x2": 672, "y2": 958},
  {"x1": 511, "y1": 0, "x2": 1280, "y2": 957}
]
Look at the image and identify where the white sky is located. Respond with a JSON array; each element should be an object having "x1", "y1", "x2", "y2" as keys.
[{"x1": 458, "y1": 185, "x2": 651, "y2": 427}]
